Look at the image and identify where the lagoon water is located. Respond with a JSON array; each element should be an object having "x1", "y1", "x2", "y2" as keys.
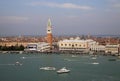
[{"x1": 0, "y1": 53, "x2": 120, "y2": 81}]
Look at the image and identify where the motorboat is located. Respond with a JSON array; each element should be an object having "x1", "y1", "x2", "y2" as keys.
[
  {"x1": 21, "y1": 57, "x2": 26, "y2": 59},
  {"x1": 57, "y1": 67, "x2": 70, "y2": 74},
  {"x1": 40, "y1": 67, "x2": 56, "y2": 70},
  {"x1": 108, "y1": 58, "x2": 116, "y2": 61},
  {"x1": 118, "y1": 56, "x2": 120, "y2": 59},
  {"x1": 92, "y1": 62, "x2": 99, "y2": 64},
  {"x1": 71, "y1": 55, "x2": 77, "y2": 57},
  {"x1": 91, "y1": 57, "x2": 97, "y2": 59},
  {"x1": 15, "y1": 61, "x2": 23, "y2": 66}
]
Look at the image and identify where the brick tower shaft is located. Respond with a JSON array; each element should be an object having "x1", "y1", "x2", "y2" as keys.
[{"x1": 46, "y1": 18, "x2": 53, "y2": 49}]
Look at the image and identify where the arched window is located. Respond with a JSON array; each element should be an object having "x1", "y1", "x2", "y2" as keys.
[
  {"x1": 75, "y1": 44, "x2": 77, "y2": 46},
  {"x1": 83, "y1": 45, "x2": 85, "y2": 47},
  {"x1": 65, "y1": 44, "x2": 67, "y2": 46},
  {"x1": 72, "y1": 44, "x2": 74, "y2": 47}
]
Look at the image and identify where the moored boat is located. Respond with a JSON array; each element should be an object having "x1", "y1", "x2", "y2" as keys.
[{"x1": 108, "y1": 58, "x2": 116, "y2": 61}]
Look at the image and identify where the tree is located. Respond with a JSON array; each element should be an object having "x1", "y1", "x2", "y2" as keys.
[
  {"x1": 0, "y1": 45, "x2": 2, "y2": 50},
  {"x1": 19, "y1": 45, "x2": 24, "y2": 51},
  {"x1": 1, "y1": 45, "x2": 8, "y2": 51}
]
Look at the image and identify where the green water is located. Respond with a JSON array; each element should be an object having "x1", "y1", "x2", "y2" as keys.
[{"x1": 0, "y1": 53, "x2": 120, "y2": 81}]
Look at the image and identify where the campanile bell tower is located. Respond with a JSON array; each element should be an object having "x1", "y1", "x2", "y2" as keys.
[{"x1": 46, "y1": 18, "x2": 53, "y2": 49}]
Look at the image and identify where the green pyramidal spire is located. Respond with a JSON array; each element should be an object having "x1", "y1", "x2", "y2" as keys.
[{"x1": 47, "y1": 18, "x2": 51, "y2": 27}]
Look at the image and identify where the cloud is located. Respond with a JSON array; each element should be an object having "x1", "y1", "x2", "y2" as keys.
[
  {"x1": 106, "y1": 0, "x2": 120, "y2": 9},
  {"x1": 30, "y1": 2, "x2": 93, "y2": 10},
  {"x1": 112, "y1": 3, "x2": 120, "y2": 8},
  {"x1": 0, "y1": 16, "x2": 28, "y2": 24}
]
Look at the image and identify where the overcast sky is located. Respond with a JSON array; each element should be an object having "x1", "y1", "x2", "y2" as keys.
[{"x1": 0, "y1": 0, "x2": 120, "y2": 36}]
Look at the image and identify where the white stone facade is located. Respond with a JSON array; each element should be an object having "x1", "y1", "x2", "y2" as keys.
[
  {"x1": 58, "y1": 38, "x2": 106, "y2": 53},
  {"x1": 37, "y1": 42, "x2": 51, "y2": 52},
  {"x1": 24, "y1": 43, "x2": 37, "y2": 51},
  {"x1": 90, "y1": 45, "x2": 105, "y2": 52},
  {"x1": 105, "y1": 44, "x2": 119, "y2": 54},
  {"x1": 58, "y1": 38, "x2": 89, "y2": 53},
  {"x1": 87, "y1": 39, "x2": 105, "y2": 52},
  {"x1": 24, "y1": 42, "x2": 51, "y2": 52}
]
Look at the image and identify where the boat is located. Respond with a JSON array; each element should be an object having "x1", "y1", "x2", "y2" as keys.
[
  {"x1": 71, "y1": 55, "x2": 77, "y2": 57},
  {"x1": 21, "y1": 57, "x2": 26, "y2": 59},
  {"x1": 92, "y1": 62, "x2": 99, "y2": 64},
  {"x1": 91, "y1": 57, "x2": 97, "y2": 59},
  {"x1": 118, "y1": 56, "x2": 120, "y2": 59},
  {"x1": 57, "y1": 67, "x2": 70, "y2": 74},
  {"x1": 40, "y1": 67, "x2": 56, "y2": 70},
  {"x1": 15, "y1": 61, "x2": 23, "y2": 66},
  {"x1": 108, "y1": 58, "x2": 116, "y2": 61}
]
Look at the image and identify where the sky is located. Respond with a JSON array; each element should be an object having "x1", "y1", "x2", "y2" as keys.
[{"x1": 0, "y1": 0, "x2": 120, "y2": 36}]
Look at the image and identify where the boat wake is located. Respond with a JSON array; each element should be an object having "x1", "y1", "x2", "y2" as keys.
[
  {"x1": 71, "y1": 55, "x2": 77, "y2": 57},
  {"x1": 40, "y1": 66, "x2": 56, "y2": 71},
  {"x1": 64, "y1": 59, "x2": 79, "y2": 62},
  {"x1": 91, "y1": 57, "x2": 97, "y2": 59},
  {"x1": 91, "y1": 62, "x2": 99, "y2": 65},
  {"x1": 20, "y1": 57, "x2": 26, "y2": 59},
  {"x1": 0, "y1": 64, "x2": 15, "y2": 66},
  {"x1": 20, "y1": 56, "x2": 41, "y2": 59}
]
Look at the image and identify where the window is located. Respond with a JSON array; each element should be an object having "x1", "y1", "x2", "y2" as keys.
[
  {"x1": 75, "y1": 44, "x2": 77, "y2": 46},
  {"x1": 69, "y1": 44, "x2": 71, "y2": 46},
  {"x1": 72, "y1": 45, "x2": 74, "y2": 47},
  {"x1": 83, "y1": 45, "x2": 85, "y2": 47},
  {"x1": 65, "y1": 44, "x2": 67, "y2": 46}
]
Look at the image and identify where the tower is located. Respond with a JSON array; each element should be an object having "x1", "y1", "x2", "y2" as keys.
[{"x1": 46, "y1": 18, "x2": 53, "y2": 49}]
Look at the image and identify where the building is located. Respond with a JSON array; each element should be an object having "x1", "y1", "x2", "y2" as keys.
[
  {"x1": 58, "y1": 38, "x2": 106, "y2": 54},
  {"x1": 58, "y1": 37, "x2": 89, "y2": 53},
  {"x1": 87, "y1": 39, "x2": 105, "y2": 53},
  {"x1": 90, "y1": 45, "x2": 105, "y2": 53},
  {"x1": 105, "y1": 44, "x2": 119, "y2": 54},
  {"x1": 24, "y1": 19, "x2": 53, "y2": 53},
  {"x1": 0, "y1": 42, "x2": 29, "y2": 47},
  {"x1": 46, "y1": 18, "x2": 53, "y2": 49},
  {"x1": 37, "y1": 42, "x2": 51, "y2": 52},
  {"x1": 24, "y1": 42, "x2": 51, "y2": 52},
  {"x1": 24, "y1": 43, "x2": 37, "y2": 51}
]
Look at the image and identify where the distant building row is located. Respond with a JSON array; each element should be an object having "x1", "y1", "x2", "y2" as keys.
[
  {"x1": 24, "y1": 37, "x2": 120, "y2": 55},
  {"x1": 58, "y1": 37, "x2": 120, "y2": 54}
]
